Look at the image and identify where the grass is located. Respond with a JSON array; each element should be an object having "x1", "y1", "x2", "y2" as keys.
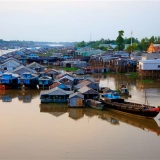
[
  {"x1": 62, "y1": 67, "x2": 78, "y2": 72},
  {"x1": 128, "y1": 72, "x2": 138, "y2": 79},
  {"x1": 140, "y1": 79, "x2": 153, "y2": 84}
]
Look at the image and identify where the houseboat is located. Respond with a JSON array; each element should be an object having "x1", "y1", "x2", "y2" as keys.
[
  {"x1": 100, "y1": 93, "x2": 160, "y2": 118},
  {"x1": 38, "y1": 76, "x2": 53, "y2": 88},
  {"x1": 68, "y1": 92, "x2": 84, "y2": 107},
  {"x1": 0, "y1": 73, "x2": 20, "y2": 89},
  {"x1": 20, "y1": 72, "x2": 38, "y2": 88},
  {"x1": 40, "y1": 87, "x2": 73, "y2": 103}
]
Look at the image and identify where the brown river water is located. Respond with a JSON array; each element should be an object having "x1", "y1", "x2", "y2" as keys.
[{"x1": 0, "y1": 74, "x2": 160, "y2": 160}]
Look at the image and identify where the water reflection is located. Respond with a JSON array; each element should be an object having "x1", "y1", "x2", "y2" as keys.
[
  {"x1": 40, "y1": 103, "x2": 160, "y2": 136},
  {"x1": 0, "y1": 89, "x2": 40, "y2": 103},
  {"x1": 68, "y1": 108, "x2": 84, "y2": 120}
]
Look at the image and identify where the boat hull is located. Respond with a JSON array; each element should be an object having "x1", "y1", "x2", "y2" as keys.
[
  {"x1": 0, "y1": 84, "x2": 19, "y2": 90},
  {"x1": 103, "y1": 102, "x2": 159, "y2": 118}
]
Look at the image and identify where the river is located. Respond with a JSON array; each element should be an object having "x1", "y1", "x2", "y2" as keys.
[
  {"x1": 0, "y1": 74, "x2": 160, "y2": 160},
  {"x1": 0, "y1": 49, "x2": 21, "y2": 56}
]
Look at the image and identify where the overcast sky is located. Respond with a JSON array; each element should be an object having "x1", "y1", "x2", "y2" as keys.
[{"x1": 0, "y1": 0, "x2": 160, "y2": 42}]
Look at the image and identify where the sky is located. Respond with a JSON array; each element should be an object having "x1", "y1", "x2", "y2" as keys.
[{"x1": 0, "y1": 0, "x2": 160, "y2": 42}]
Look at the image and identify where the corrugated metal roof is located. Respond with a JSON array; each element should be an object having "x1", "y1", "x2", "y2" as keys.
[
  {"x1": 50, "y1": 82, "x2": 61, "y2": 89},
  {"x1": 59, "y1": 75, "x2": 74, "y2": 81},
  {"x1": 78, "y1": 86, "x2": 98, "y2": 94},
  {"x1": 38, "y1": 76, "x2": 52, "y2": 80},
  {"x1": 69, "y1": 92, "x2": 84, "y2": 99},
  {"x1": 75, "y1": 81, "x2": 91, "y2": 88},
  {"x1": 1, "y1": 59, "x2": 21, "y2": 67},
  {"x1": 27, "y1": 62, "x2": 44, "y2": 68},
  {"x1": 139, "y1": 59, "x2": 160, "y2": 63},
  {"x1": 40, "y1": 87, "x2": 73, "y2": 96},
  {"x1": 10, "y1": 65, "x2": 37, "y2": 74}
]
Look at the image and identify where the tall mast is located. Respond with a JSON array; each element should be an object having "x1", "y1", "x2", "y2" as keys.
[{"x1": 131, "y1": 31, "x2": 133, "y2": 53}]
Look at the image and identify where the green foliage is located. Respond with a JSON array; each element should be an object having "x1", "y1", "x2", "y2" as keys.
[
  {"x1": 129, "y1": 72, "x2": 138, "y2": 79},
  {"x1": 76, "y1": 41, "x2": 86, "y2": 47},
  {"x1": 99, "y1": 46, "x2": 107, "y2": 51},
  {"x1": 116, "y1": 30, "x2": 124, "y2": 51},
  {"x1": 140, "y1": 38, "x2": 150, "y2": 51},
  {"x1": 126, "y1": 43, "x2": 137, "y2": 54},
  {"x1": 141, "y1": 79, "x2": 153, "y2": 84},
  {"x1": 63, "y1": 67, "x2": 78, "y2": 72}
]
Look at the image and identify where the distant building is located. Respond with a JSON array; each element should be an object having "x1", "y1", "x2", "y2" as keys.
[
  {"x1": 147, "y1": 43, "x2": 160, "y2": 53},
  {"x1": 138, "y1": 59, "x2": 160, "y2": 70}
]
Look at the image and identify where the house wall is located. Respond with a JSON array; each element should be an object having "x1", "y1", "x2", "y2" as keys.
[
  {"x1": 139, "y1": 61, "x2": 160, "y2": 70},
  {"x1": 1, "y1": 62, "x2": 20, "y2": 71},
  {"x1": 69, "y1": 97, "x2": 83, "y2": 107}
]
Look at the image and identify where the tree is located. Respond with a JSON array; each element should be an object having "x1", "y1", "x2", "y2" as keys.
[
  {"x1": 76, "y1": 41, "x2": 86, "y2": 47},
  {"x1": 149, "y1": 36, "x2": 155, "y2": 44},
  {"x1": 116, "y1": 30, "x2": 124, "y2": 51},
  {"x1": 126, "y1": 43, "x2": 137, "y2": 56},
  {"x1": 141, "y1": 38, "x2": 149, "y2": 51}
]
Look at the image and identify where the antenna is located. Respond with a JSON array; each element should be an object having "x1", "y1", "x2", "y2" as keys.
[{"x1": 131, "y1": 31, "x2": 133, "y2": 53}]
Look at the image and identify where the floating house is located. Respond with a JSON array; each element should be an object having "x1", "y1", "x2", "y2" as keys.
[
  {"x1": 0, "y1": 59, "x2": 21, "y2": 71},
  {"x1": 74, "y1": 80, "x2": 99, "y2": 91},
  {"x1": 138, "y1": 59, "x2": 160, "y2": 78},
  {"x1": 27, "y1": 62, "x2": 45, "y2": 72},
  {"x1": 78, "y1": 86, "x2": 99, "y2": 99},
  {"x1": 50, "y1": 81, "x2": 72, "y2": 91},
  {"x1": 69, "y1": 92, "x2": 84, "y2": 107},
  {"x1": 56, "y1": 73, "x2": 75, "y2": 79},
  {"x1": 76, "y1": 69, "x2": 85, "y2": 75},
  {"x1": 59, "y1": 75, "x2": 75, "y2": 86},
  {"x1": 20, "y1": 72, "x2": 39, "y2": 87},
  {"x1": 40, "y1": 87, "x2": 73, "y2": 103},
  {"x1": 0, "y1": 73, "x2": 20, "y2": 88},
  {"x1": 40, "y1": 69, "x2": 60, "y2": 79},
  {"x1": 38, "y1": 76, "x2": 53, "y2": 87},
  {"x1": 10, "y1": 65, "x2": 37, "y2": 76}
]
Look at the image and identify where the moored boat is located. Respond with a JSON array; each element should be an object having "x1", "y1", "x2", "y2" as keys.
[
  {"x1": 119, "y1": 84, "x2": 129, "y2": 94},
  {"x1": 86, "y1": 99, "x2": 104, "y2": 110},
  {"x1": 100, "y1": 93, "x2": 160, "y2": 118}
]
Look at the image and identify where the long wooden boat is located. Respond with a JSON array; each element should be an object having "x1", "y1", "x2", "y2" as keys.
[{"x1": 100, "y1": 93, "x2": 160, "y2": 118}]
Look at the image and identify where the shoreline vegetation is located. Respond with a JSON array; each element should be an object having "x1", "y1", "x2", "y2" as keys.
[{"x1": 48, "y1": 65, "x2": 155, "y2": 83}]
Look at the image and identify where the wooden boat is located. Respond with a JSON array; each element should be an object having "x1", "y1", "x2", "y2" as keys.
[
  {"x1": 100, "y1": 93, "x2": 160, "y2": 118},
  {"x1": 86, "y1": 99, "x2": 104, "y2": 110}
]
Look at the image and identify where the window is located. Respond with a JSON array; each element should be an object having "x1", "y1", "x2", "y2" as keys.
[{"x1": 158, "y1": 65, "x2": 160, "y2": 68}]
